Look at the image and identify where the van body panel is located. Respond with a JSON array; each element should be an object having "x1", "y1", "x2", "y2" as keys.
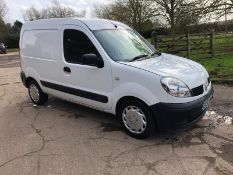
[
  {"x1": 21, "y1": 29, "x2": 61, "y2": 88},
  {"x1": 121, "y1": 53, "x2": 209, "y2": 89},
  {"x1": 109, "y1": 62, "x2": 167, "y2": 114},
  {"x1": 81, "y1": 19, "x2": 131, "y2": 30},
  {"x1": 20, "y1": 18, "x2": 130, "y2": 32}
]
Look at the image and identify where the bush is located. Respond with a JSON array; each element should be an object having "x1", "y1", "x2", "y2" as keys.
[
  {"x1": 187, "y1": 20, "x2": 233, "y2": 34},
  {"x1": 0, "y1": 20, "x2": 22, "y2": 48},
  {"x1": 140, "y1": 27, "x2": 170, "y2": 39},
  {"x1": 5, "y1": 34, "x2": 20, "y2": 48}
]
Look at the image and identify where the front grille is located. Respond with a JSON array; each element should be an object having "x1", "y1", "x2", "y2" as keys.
[{"x1": 191, "y1": 85, "x2": 204, "y2": 96}]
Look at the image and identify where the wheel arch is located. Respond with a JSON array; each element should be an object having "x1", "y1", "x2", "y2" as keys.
[
  {"x1": 111, "y1": 82, "x2": 160, "y2": 115},
  {"x1": 115, "y1": 96, "x2": 150, "y2": 116},
  {"x1": 116, "y1": 95, "x2": 157, "y2": 137},
  {"x1": 23, "y1": 67, "x2": 42, "y2": 88},
  {"x1": 25, "y1": 77, "x2": 37, "y2": 88}
]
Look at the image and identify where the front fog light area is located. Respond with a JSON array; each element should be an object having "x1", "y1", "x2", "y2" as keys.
[{"x1": 161, "y1": 77, "x2": 191, "y2": 98}]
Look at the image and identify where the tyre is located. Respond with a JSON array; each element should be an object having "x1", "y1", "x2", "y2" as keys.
[
  {"x1": 28, "y1": 80, "x2": 48, "y2": 105},
  {"x1": 117, "y1": 99, "x2": 155, "y2": 139}
]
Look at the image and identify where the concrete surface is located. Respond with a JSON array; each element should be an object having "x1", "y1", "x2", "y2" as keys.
[
  {"x1": 0, "y1": 53, "x2": 233, "y2": 175},
  {"x1": 0, "y1": 52, "x2": 19, "y2": 68}
]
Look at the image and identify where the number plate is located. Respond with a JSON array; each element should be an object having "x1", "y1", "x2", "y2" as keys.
[{"x1": 202, "y1": 98, "x2": 211, "y2": 110}]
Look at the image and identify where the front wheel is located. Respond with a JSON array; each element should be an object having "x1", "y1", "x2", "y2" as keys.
[
  {"x1": 28, "y1": 80, "x2": 48, "y2": 105},
  {"x1": 117, "y1": 99, "x2": 155, "y2": 139}
]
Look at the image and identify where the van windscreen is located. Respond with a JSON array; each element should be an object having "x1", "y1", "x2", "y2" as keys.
[{"x1": 93, "y1": 29, "x2": 157, "y2": 62}]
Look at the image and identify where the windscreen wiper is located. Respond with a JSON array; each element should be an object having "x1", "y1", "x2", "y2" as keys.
[
  {"x1": 130, "y1": 54, "x2": 149, "y2": 62},
  {"x1": 151, "y1": 51, "x2": 162, "y2": 57}
]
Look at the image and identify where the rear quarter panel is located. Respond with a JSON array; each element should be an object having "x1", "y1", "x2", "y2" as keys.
[{"x1": 20, "y1": 29, "x2": 62, "y2": 92}]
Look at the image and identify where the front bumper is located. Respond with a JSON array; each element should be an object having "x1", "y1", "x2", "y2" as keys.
[{"x1": 150, "y1": 87, "x2": 214, "y2": 131}]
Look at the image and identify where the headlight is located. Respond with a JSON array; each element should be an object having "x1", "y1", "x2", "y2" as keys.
[{"x1": 161, "y1": 77, "x2": 191, "y2": 98}]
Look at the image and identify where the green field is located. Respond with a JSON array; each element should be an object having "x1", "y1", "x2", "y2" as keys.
[{"x1": 194, "y1": 54, "x2": 233, "y2": 83}]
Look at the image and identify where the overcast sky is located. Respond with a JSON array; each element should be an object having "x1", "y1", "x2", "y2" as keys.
[
  {"x1": 3, "y1": 0, "x2": 231, "y2": 24},
  {"x1": 4, "y1": 0, "x2": 112, "y2": 23}
]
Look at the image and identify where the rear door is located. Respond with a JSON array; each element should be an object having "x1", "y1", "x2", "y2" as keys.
[{"x1": 59, "y1": 25, "x2": 113, "y2": 110}]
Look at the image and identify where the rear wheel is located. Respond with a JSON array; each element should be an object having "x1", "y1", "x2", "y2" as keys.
[
  {"x1": 117, "y1": 99, "x2": 155, "y2": 139},
  {"x1": 28, "y1": 80, "x2": 48, "y2": 105}
]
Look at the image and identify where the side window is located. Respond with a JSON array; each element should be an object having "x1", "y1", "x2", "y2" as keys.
[{"x1": 63, "y1": 29, "x2": 100, "y2": 64}]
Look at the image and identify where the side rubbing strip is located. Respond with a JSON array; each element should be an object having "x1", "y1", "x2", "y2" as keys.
[{"x1": 40, "y1": 81, "x2": 108, "y2": 103}]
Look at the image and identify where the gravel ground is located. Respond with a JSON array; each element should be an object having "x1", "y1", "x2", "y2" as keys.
[
  {"x1": 210, "y1": 84, "x2": 233, "y2": 117},
  {"x1": 0, "y1": 53, "x2": 233, "y2": 175}
]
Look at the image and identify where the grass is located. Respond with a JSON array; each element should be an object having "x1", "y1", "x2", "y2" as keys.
[
  {"x1": 194, "y1": 54, "x2": 233, "y2": 83},
  {"x1": 7, "y1": 48, "x2": 19, "y2": 53}
]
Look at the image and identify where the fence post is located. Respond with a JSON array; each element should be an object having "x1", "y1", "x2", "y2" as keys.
[
  {"x1": 187, "y1": 32, "x2": 191, "y2": 58},
  {"x1": 151, "y1": 31, "x2": 158, "y2": 49},
  {"x1": 210, "y1": 29, "x2": 215, "y2": 57}
]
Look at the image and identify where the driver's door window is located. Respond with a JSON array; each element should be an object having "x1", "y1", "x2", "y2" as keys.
[{"x1": 63, "y1": 29, "x2": 100, "y2": 64}]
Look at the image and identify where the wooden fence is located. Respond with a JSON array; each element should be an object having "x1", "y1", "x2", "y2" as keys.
[{"x1": 151, "y1": 30, "x2": 233, "y2": 58}]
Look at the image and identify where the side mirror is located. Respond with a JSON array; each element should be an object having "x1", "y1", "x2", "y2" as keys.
[{"x1": 81, "y1": 53, "x2": 104, "y2": 68}]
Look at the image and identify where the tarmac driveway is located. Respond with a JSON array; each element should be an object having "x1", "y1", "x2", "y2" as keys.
[{"x1": 0, "y1": 53, "x2": 233, "y2": 175}]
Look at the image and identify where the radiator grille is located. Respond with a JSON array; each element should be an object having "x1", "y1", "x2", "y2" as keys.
[{"x1": 191, "y1": 85, "x2": 204, "y2": 96}]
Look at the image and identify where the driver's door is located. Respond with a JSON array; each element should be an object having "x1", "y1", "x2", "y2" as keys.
[{"x1": 60, "y1": 25, "x2": 113, "y2": 110}]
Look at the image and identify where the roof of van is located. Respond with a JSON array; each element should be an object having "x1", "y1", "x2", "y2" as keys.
[{"x1": 22, "y1": 18, "x2": 131, "y2": 31}]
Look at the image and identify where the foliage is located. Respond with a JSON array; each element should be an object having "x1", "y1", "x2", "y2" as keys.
[
  {"x1": 140, "y1": 28, "x2": 170, "y2": 38},
  {"x1": 0, "y1": 0, "x2": 7, "y2": 20},
  {"x1": 23, "y1": 0, "x2": 85, "y2": 21},
  {"x1": 150, "y1": 0, "x2": 210, "y2": 34},
  {"x1": 0, "y1": 20, "x2": 22, "y2": 48},
  {"x1": 95, "y1": 0, "x2": 211, "y2": 33},
  {"x1": 95, "y1": 0, "x2": 159, "y2": 31},
  {"x1": 187, "y1": 19, "x2": 233, "y2": 34},
  {"x1": 208, "y1": 0, "x2": 233, "y2": 18}
]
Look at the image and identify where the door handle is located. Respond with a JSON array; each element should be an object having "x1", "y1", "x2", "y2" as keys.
[{"x1": 63, "y1": 67, "x2": 71, "y2": 73}]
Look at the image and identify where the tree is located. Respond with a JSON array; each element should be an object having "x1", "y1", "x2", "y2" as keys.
[
  {"x1": 0, "y1": 0, "x2": 8, "y2": 43},
  {"x1": 0, "y1": 0, "x2": 7, "y2": 20},
  {"x1": 95, "y1": 0, "x2": 211, "y2": 33},
  {"x1": 11, "y1": 20, "x2": 23, "y2": 33},
  {"x1": 208, "y1": 0, "x2": 233, "y2": 18},
  {"x1": 95, "y1": 0, "x2": 159, "y2": 31},
  {"x1": 24, "y1": 0, "x2": 85, "y2": 21},
  {"x1": 6, "y1": 21, "x2": 23, "y2": 48},
  {"x1": 0, "y1": 20, "x2": 23, "y2": 48},
  {"x1": 150, "y1": 0, "x2": 210, "y2": 34}
]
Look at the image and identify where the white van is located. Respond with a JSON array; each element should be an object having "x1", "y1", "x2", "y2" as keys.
[{"x1": 20, "y1": 18, "x2": 213, "y2": 139}]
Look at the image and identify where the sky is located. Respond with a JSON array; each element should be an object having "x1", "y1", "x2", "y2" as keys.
[
  {"x1": 3, "y1": 0, "x2": 231, "y2": 24},
  {"x1": 4, "y1": 0, "x2": 112, "y2": 23}
]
